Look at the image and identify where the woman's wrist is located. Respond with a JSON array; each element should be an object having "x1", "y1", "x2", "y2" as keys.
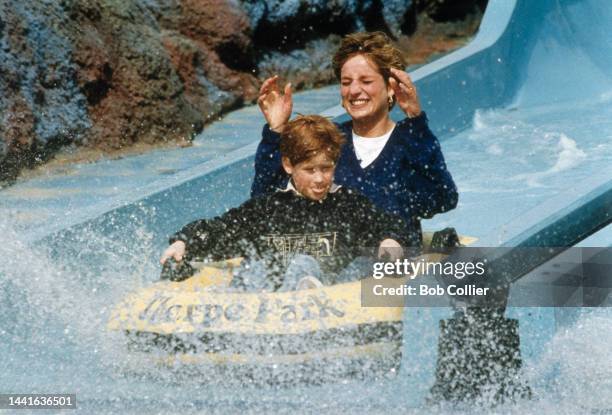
[
  {"x1": 406, "y1": 109, "x2": 422, "y2": 118},
  {"x1": 269, "y1": 122, "x2": 285, "y2": 133},
  {"x1": 402, "y1": 111, "x2": 427, "y2": 125},
  {"x1": 262, "y1": 124, "x2": 282, "y2": 144}
]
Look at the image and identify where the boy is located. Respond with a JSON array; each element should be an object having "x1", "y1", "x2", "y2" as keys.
[{"x1": 161, "y1": 115, "x2": 412, "y2": 291}]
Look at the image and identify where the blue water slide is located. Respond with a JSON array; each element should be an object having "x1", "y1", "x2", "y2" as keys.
[{"x1": 41, "y1": 0, "x2": 611, "y2": 262}]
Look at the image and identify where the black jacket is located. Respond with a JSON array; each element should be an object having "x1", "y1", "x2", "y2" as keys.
[{"x1": 171, "y1": 186, "x2": 413, "y2": 282}]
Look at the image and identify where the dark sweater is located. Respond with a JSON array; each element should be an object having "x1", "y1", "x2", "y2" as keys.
[
  {"x1": 251, "y1": 113, "x2": 458, "y2": 245},
  {"x1": 171, "y1": 186, "x2": 412, "y2": 287}
]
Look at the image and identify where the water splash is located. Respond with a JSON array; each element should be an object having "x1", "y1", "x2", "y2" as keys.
[
  {"x1": 0, "y1": 213, "x2": 416, "y2": 412},
  {"x1": 549, "y1": 134, "x2": 587, "y2": 173},
  {"x1": 528, "y1": 309, "x2": 612, "y2": 413}
]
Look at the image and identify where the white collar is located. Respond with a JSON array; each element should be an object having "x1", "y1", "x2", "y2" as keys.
[{"x1": 280, "y1": 181, "x2": 342, "y2": 198}]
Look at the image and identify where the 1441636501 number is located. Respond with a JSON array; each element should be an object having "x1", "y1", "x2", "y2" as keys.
[{"x1": 0, "y1": 394, "x2": 76, "y2": 409}]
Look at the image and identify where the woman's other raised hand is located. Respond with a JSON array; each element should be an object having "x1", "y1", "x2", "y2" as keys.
[
  {"x1": 257, "y1": 75, "x2": 293, "y2": 132},
  {"x1": 389, "y1": 68, "x2": 422, "y2": 118}
]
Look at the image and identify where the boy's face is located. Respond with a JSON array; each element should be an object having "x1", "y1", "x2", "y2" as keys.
[{"x1": 282, "y1": 153, "x2": 336, "y2": 201}]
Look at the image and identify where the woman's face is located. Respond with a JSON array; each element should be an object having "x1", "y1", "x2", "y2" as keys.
[{"x1": 340, "y1": 54, "x2": 392, "y2": 125}]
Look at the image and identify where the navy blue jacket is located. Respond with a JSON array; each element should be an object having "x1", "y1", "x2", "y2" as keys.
[{"x1": 251, "y1": 113, "x2": 458, "y2": 244}]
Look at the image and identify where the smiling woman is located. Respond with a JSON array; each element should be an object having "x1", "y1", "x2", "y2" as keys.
[
  {"x1": 253, "y1": 31, "x2": 458, "y2": 245},
  {"x1": 339, "y1": 54, "x2": 396, "y2": 136}
]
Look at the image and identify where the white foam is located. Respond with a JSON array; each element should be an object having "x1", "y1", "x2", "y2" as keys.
[
  {"x1": 472, "y1": 109, "x2": 488, "y2": 131},
  {"x1": 549, "y1": 134, "x2": 587, "y2": 173},
  {"x1": 486, "y1": 143, "x2": 503, "y2": 155},
  {"x1": 599, "y1": 88, "x2": 612, "y2": 102},
  {"x1": 530, "y1": 310, "x2": 612, "y2": 412},
  {"x1": 508, "y1": 132, "x2": 585, "y2": 187}
]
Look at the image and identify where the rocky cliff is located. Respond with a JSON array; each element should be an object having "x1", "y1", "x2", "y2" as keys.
[{"x1": 0, "y1": 0, "x2": 485, "y2": 183}]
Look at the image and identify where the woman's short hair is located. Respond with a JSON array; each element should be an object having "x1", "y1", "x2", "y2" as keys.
[
  {"x1": 280, "y1": 115, "x2": 346, "y2": 166},
  {"x1": 332, "y1": 31, "x2": 406, "y2": 83}
]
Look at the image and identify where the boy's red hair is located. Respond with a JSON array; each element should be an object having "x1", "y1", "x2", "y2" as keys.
[{"x1": 280, "y1": 115, "x2": 346, "y2": 165}]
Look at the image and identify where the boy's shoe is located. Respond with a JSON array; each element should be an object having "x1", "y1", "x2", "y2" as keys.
[
  {"x1": 296, "y1": 275, "x2": 324, "y2": 290},
  {"x1": 160, "y1": 258, "x2": 195, "y2": 282}
]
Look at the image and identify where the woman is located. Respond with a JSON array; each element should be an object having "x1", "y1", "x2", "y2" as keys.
[{"x1": 252, "y1": 32, "x2": 458, "y2": 245}]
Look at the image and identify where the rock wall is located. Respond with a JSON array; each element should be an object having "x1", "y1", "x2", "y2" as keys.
[{"x1": 0, "y1": 0, "x2": 486, "y2": 183}]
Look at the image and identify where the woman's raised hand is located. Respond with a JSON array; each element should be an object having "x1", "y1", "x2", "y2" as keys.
[
  {"x1": 389, "y1": 68, "x2": 422, "y2": 118},
  {"x1": 257, "y1": 75, "x2": 293, "y2": 132}
]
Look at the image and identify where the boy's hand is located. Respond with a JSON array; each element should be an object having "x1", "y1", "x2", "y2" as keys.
[
  {"x1": 378, "y1": 238, "x2": 403, "y2": 261},
  {"x1": 160, "y1": 241, "x2": 186, "y2": 264},
  {"x1": 258, "y1": 75, "x2": 292, "y2": 132}
]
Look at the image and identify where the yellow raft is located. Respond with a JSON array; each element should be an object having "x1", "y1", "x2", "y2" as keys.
[{"x1": 108, "y1": 232, "x2": 475, "y2": 384}]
